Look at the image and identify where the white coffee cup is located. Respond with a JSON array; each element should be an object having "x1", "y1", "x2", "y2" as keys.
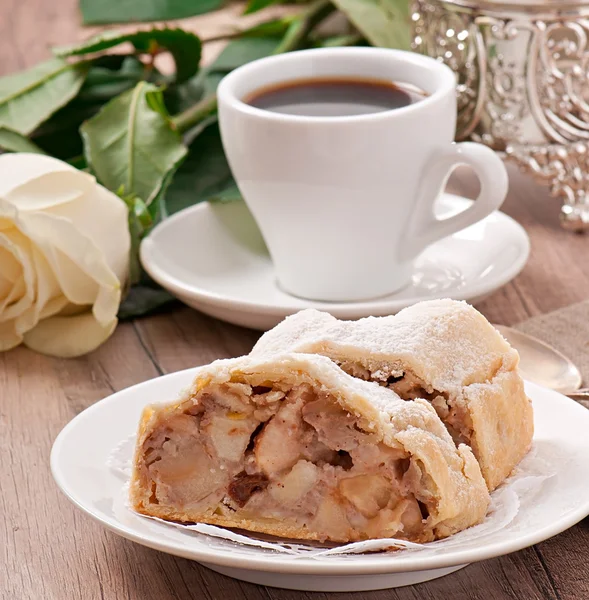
[{"x1": 217, "y1": 47, "x2": 508, "y2": 302}]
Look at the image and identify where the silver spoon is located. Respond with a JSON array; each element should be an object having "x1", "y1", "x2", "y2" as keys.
[
  {"x1": 566, "y1": 388, "x2": 589, "y2": 400},
  {"x1": 494, "y1": 325, "x2": 582, "y2": 395}
]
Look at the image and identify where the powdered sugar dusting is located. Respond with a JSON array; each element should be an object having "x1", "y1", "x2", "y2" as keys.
[{"x1": 251, "y1": 300, "x2": 515, "y2": 394}]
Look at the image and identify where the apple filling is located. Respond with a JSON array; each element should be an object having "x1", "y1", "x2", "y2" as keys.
[
  {"x1": 136, "y1": 381, "x2": 433, "y2": 543},
  {"x1": 336, "y1": 359, "x2": 473, "y2": 447}
]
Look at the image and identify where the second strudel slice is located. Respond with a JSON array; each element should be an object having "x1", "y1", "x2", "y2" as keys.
[{"x1": 253, "y1": 300, "x2": 533, "y2": 491}]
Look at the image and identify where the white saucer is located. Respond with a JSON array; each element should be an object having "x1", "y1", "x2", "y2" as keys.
[
  {"x1": 51, "y1": 371, "x2": 589, "y2": 592},
  {"x1": 140, "y1": 194, "x2": 530, "y2": 330}
]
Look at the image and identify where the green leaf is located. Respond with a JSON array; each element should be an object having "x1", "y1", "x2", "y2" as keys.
[
  {"x1": 56, "y1": 28, "x2": 202, "y2": 84},
  {"x1": 151, "y1": 167, "x2": 177, "y2": 221},
  {"x1": 31, "y1": 106, "x2": 91, "y2": 161},
  {"x1": 31, "y1": 56, "x2": 146, "y2": 162},
  {"x1": 209, "y1": 183, "x2": 242, "y2": 203},
  {"x1": 80, "y1": 0, "x2": 223, "y2": 25},
  {"x1": 164, "y1": 121, "x2": 235, "y2": 215},
  {"x1": 117, "y1": 189, "x2": 153, "y2": 286},
  {"x1": 67, "y1": 155, "x2": 87, "y2": 169},
  {"x1": 0, "y1": 57, "x2": 88, "y2": 135},
  {"x1": 243, "y1": 0, "x2": 280, "y2": 15},
  {"x1": 331, "y1": 0, "x2": 411, "y2": 50},
  {"x1": 313, "y1": 33, "x2": 367, "y2": 48},
  {"x1": 209, "y1": 37, "x2": 282, "y2": 72},
  {"x1": 0, "y1": 127, "x2": 48, "y2": 154},
  {"x1": 127, "y1": 206, "x2": 144, "y2": 286},
  {"x1": 118, "y1": 285, "x2": 176, "y2": 320},
  {"x1": 201, "y1": 72, "x2": 226, "y2": 96},
  {"x1": 81, "y1": 81, "x2": 187, "y2": 204},
  {"x1": 76, "y1": 56, "x2": 147, "y2": 102},
  {"x1": 145, "y1": 87, "x2": 171, "y2": 118},
  {"x1": 164, "y1": 74, "x2": 206, "y2": 114},
  {"x1": 130, "y1": 195, "x2": 154, "y2": 231},
  {"x1": 239, "y1": 16, "x2": 296, "y2": 37},
  {"x1": 183, "y1": 113, "x2": 219, "y2": 146}
]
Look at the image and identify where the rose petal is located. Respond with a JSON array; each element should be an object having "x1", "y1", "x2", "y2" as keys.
[
  {"x1": 6, "y1": 207, "x2": 122, "y2": 326},
  {"x1": 1, "y1": 242, "x2": 71, "y2": 341},
  {"x1": 38, "y1": 295, "x2": 70, "y2": 321},
  {"x1": 0, "y1": 228, "x2": 35, "y2": 323},
  {"x1": 0, "y1": 153, "x2": 94, "y2": 211},
  {"x1": 0, "y1": 217, "x2": 13, "y2": 231},
  {"x1": 0, "y1": 277, "x2": 25, "y2": 316},
  {"x1": 0, "y1": 246, "x2": 19, "y2": 297},
  {"x1": 29, "y1": 245, "x2": 65, "y2": 319},
  {"x1": 0, "y1": 203, "x2": 69, "y2": 336},
  {"x1": 45, "y1": 181, "x2": 130, "y2": 284},
  {"x1": 0, "y1": 321, "x2": 23, "y2": 351},
  {"x1": 22, "y1": 311, "x2": 118, "y2": 358}
]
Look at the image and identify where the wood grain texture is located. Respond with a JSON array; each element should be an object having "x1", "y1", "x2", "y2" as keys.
[{"x1": 1, "y1": 1, "x2": 588, "y2": 598}]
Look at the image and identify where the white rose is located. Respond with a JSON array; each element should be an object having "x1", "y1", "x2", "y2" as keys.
[{"x1": 0, "y1": 153, "x2": 130, "y2": 357}]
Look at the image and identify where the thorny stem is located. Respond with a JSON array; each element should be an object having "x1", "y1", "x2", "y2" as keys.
[{"x1": 172, "y1": 0, "x2": 336, "y2": 134}]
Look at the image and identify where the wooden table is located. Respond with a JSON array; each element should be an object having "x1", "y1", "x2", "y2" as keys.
[{"x1": 2, "y1": 1, "x2": 589, "y2": 598}]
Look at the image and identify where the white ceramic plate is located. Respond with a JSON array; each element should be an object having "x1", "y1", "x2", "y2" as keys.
[
  {"x1": 140, "y1": 194, "x2": 530, "y2": 330},
  {"x1": 51, "y1": 371, "x2": 589, "y2": 592}
]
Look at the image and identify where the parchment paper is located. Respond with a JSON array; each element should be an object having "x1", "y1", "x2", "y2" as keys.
[{"x1": 108, "y1": 436, "x2": 553, "y2": 559}]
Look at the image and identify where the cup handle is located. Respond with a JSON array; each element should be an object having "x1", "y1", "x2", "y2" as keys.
[{"x1": 400, "y1": 142, "x2": 508, "y2": 261}]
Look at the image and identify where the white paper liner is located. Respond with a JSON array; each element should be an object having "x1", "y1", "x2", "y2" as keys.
[{"x1": 109, "y1": 436, "x2": 554, "y2": 559}]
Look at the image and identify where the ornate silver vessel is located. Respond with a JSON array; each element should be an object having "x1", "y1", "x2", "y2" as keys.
[{"x1": 411, "y1": 0, "x2": 589, "y2": 230}]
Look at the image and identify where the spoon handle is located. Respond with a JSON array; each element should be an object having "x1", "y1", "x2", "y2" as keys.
[
  {"x1": 567, "y1": 390, "x2": 589, "y2": 409},
  {"x1": 568, "y1": 388, "x2": 589, "y2": 398}
]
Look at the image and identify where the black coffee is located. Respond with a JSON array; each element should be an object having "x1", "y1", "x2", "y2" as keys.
[{"x1": 245, "y1": 77, "x2": 426, "y2": 117}]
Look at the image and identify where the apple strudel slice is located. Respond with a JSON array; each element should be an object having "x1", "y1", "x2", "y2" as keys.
[
  {"x1": 252, "y1": 300, "x2": 533, "y2": 491},
  {"x1": 130, "y1": 353, "x2": 489, "y2": 544}
]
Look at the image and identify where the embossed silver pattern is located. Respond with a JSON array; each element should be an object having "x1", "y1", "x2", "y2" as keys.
[{"x1": 412, "y1": 0, "x2": 589, "y2": 230}]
